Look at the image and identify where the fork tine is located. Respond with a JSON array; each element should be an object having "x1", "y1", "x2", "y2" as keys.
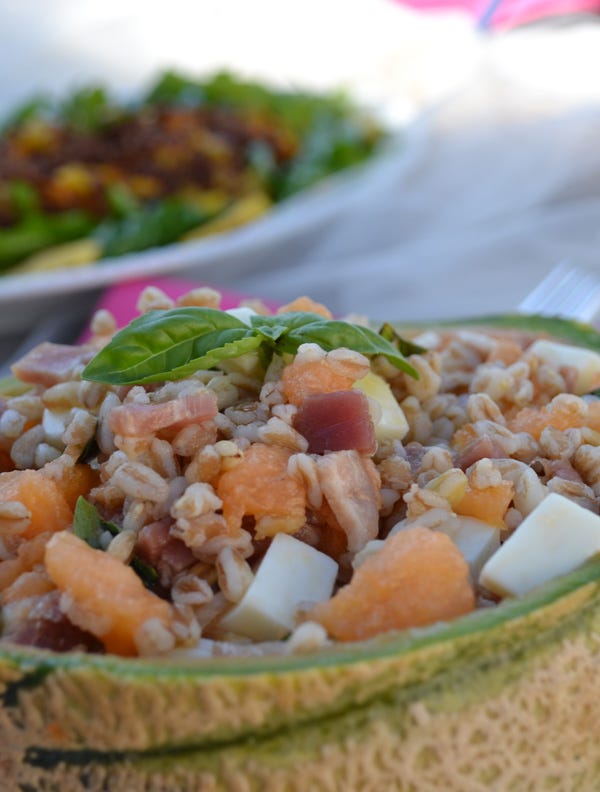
[{"x1": 518, "y1": 262, "x2": 600, "y2": 323}]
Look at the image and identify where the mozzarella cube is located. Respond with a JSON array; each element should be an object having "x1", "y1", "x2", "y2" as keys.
[
  {"x1": 353, "y1": 372, "x2": 409, "y2": 442},
  {"x1": 437, "y1": 517, "x2": 500, "y2": 580},
  {"x1": 226, "y1": 307, "x2": 257, "y2": 326},
  {"x1": 480, "y1": 493, "x2": 600, "y2": 597},
  {"x1": 528, "y1": 339, "x2": 600, "y2": 395},
  {"x1": 219, "y1": 533, "x2": 338, "y2": 641}
]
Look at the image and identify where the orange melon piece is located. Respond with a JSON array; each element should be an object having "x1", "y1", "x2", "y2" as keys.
[
  {"x1": 309, "y1": 526, "x2": 475, "y2": 642},
  {"x1": 0, "y1": 531, "x2": 53, "y2": 590},
  {"x1": 277, "y1": 296, "x2": 333, "y2": 319},
  {"x1": 486, "y1": 338, "x2": 524, "y2": 366},
  {"x1": 217, "y1": 442, "x2": 306, "y2": 539},
  {"x1": 508, "y1": 399, "x2": 585, "y2": 440},
  {"x1": 454, "y1": 480, "x2": 514, "y2": 528},
  {"x1": 587, "y1": 401, "x2": 600, "y2": 433},
  {"x1": 41, "y1": 463, "x2": 99, "y2": 510},
  {"x1": 0, "y1": 470, "x2": 72, "y2": 539},
  {"x1": 45, "y1": 531, "x2": 173, "y2": 656},
  {"x1": 281, "y1": 355, "x2": 368, "y2": 407}
]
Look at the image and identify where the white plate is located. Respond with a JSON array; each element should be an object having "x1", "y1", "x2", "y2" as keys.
[{"x1": 0, "y1": 130, "x2": 421, "y2": 338}]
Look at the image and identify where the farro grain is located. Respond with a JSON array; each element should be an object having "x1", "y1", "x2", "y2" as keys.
[
  {"x1": 0, "y1": 409, "x2": 27, "y2": 438},
  {"x1": 175, "y1": 287, "x2": 221, "y2": 309},
  {"x1": 285, "y1": 621, "x2": 329, "y2": 654},
  {"x1": 257, "y1": 416, "x2": 308, "y2": 452},
  {"x1": 215, "y1": 547, "x2": 253, "y2": 603},
  {"x1": 10, "y1": 425, "x2": 46, "y2": 469},
  {"x1": 136, "y1": 286, "x2": 175, "y2": 313},
  {"x1": 172, "y1": 572, "x2": 214, "y2": 607},
  {"x1": 134, "y1": 617, "x2": 176, "y2": 655},
  {"x1": 112, "y1": 461, "x2": 169, "y2": 502},
  {"x1": 106, "y1": 530, "x2": 136, "y2": 563},
  {"x1": 90, "y1": 308, "x2": 117, "y2": 337},
  {"x1": 0, "y1": 501, "x2": 31, "y2": 535}
]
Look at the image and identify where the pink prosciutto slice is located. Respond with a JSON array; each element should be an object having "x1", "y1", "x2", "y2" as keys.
[
  {"x1": 12, "y1": 342, "x2": 96, "y2": 387},
  {"x1": 136, "y1": 518, "x2": 196, "y2": 587},
  {"x1": 316, "y1": 450, "x2": 381, "y2": 553},
  {"x1": 109, "y1": 391, "x2": 217, "y2": 436}
]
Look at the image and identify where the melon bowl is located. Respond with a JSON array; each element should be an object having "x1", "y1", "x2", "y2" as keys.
[
  {"x1": 2, "y1": 561, "x2": 600, "y2": 792},
  {"x1": 3, "y1": 313, "x2": 600, "y2": 791}
]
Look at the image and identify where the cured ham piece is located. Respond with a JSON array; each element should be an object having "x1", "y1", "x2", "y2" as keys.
[
  {"x1": 12, "y1": 342, "x2": 96, "y2": 387},
  {"x1": 455, "y1": 435, "x2": 507, "y2": 471},
  {"x1": 136, "y1": 518, "x2": 196, "y2": 587},
  {"x1": 316, "y1": 450, "x2": 381, "y2": 553},
  {"x1": 109, "y1": 391, "x2": 217, "y2": 436},
  {"x1": 293, "y1": 390, "x2": 376, "y2": 455}
]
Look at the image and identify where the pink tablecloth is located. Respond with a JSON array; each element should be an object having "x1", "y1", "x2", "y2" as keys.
[
  {"x1": 81, "y1": 277, "x2": 280, "y2": 340},
  {"x1": 395, "y1": 0, "x2": 600, "y2": 28}
]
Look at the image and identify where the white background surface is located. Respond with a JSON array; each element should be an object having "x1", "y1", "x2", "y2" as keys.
[{"x1": 1, "y1": 0, "x2": 600, "y2": 331}]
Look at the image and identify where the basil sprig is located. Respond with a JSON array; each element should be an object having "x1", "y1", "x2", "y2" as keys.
[{"x1": 82, "y1": 309, "x2": 419, "y2": 385}]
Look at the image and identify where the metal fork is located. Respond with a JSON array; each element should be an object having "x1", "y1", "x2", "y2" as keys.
[{"x1": 518, "y1": 262, "x2": 600, "y2": 324}]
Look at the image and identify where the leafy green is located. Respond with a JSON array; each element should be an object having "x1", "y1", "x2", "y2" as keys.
[
  {"x1": 60, "y1": 86, "x2": 116, "y2": 132},
  {"x1": 0, "y1": 95, "x2": 52, "y2": 134},
  {"x1": 0, "y1": 69, "x2": 383, "y2": 273},
  {"x1": 379, "y1": 322, "x2": 426, "y2": 357},
  {"x1": 82, "y1": 308, "x2": 418, "y2": 385},
  {"x1": 94, "y1": 198, "x2": 211, "y2": 259},
  {"x1": 0, "y1": 205, "x2": 96, "y2": 270},
  {"x1": 72, "y1": 497, "x2": 159, "y2": 590},
  {"x1": 72, "y1": 496, "x2": 104, "y2": 549}
]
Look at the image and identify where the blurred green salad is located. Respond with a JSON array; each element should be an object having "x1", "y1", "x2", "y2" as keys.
[{"x1": 0, "y1": 71, "x2": 384, "y2": 275}]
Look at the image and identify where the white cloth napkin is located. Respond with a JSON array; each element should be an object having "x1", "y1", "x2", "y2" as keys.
[{"x1": 2, "y1": 1, "x2": 600, "y2": 325}]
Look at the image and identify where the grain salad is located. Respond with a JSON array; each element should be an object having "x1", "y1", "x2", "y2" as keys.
[{"x1": 2, "y1": 287, "x2": 600, "y2": 660}]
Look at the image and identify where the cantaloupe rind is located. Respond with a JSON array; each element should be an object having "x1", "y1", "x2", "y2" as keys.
[{"x1": 3, "y1": 557, "x2": 600, "y2": 790}]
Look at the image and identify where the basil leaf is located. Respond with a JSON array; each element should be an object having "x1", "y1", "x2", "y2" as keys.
[
  {"x1": 269, "y1": 312, "x2": 419, "y2": 377},
  {"x1": 83, "y1": 307, "x2": 259, "y2": 385},
  {"x1": 131, "y1": 557, "x2": 160, "y2": 589},
  {"x1": 73, "y1": 496, "x2": 103, "y2": 549},
  {"x1": 83, "y1": 307, "x2": 419, "y2": 386},
  {"x1": 379, "y1": 322, "x2": 426, "y2": 357}
]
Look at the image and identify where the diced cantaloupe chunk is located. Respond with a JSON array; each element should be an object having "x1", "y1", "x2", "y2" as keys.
[
  {"x1": 309, "y1": 526, "x2": 475, "y2": 641},
  {"x1": 41, "y1": 463, "x2": 99, "y2": 510},
  {"x1": 45, "y1": 531, "x2": 173, "y2": 656},
  {"x1": 454, "y1": 480, "x2": 514, "y2": 528},
  {"x1": 0, "y1": 469, "x2": 73, "y2": 539}
]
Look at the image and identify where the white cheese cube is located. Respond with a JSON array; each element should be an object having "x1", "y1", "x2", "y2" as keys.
[
  {"x1": 353, "y1": 372, "x2": 409, "y2": 442},
  {"x1": 437, "y1": 517, "x2": 500, "y2": 580},
  {"x1": 528, "y1": 339, "x2": 600, "y2": 395},
  {"x1": 226, "y1": 307, "x2": 257, "y2": 325},
  {"x1": 219, "y1": 533, "x2": 338, "y2": 641},
  {"x1": 479, "y1": 493, "x2": 600, "y2": 597}
]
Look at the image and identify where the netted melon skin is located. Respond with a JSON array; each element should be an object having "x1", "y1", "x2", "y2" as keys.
[
  {"x1": 4, "y1": 625, "x2": 600, "y2": 792},
  {"x1": 4, "y1": 563, "x2": 600, "y2": 792}
]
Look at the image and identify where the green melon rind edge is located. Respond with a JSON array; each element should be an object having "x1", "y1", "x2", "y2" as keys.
[
  {"x1": 8, "y1": 567, "x2": 600, "y2": 791},
  {"x1": 1, "y1": 557, "x2": 600, "y2": 756},
  {"x1": 392, "y1": 313, "x2": 600, "y2": 351}
]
